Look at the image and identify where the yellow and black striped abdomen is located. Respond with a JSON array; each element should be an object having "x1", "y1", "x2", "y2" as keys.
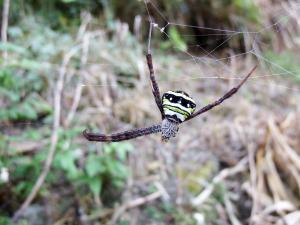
[{"x1": 162, "y1": 91, "x2": 196, "y2": 123}]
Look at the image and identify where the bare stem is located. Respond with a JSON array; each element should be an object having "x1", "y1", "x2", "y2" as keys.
[
  {"x1": 1, "y1": 0, "x2": 10, "y2": 61},
  {"x1": 12, "y1": 47, "x2": 80, "y2": 221}
]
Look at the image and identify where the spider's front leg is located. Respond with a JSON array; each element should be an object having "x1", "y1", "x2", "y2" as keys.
[
  {"x1": 184, "y1": 65, "x2": 257, "y2": 122},
  {"x1": 146, "y1": 22, "x2": 165, "y2": 119}
]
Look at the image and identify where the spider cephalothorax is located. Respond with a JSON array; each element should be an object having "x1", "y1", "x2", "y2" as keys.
[{"x1": 83, "y1": 22, "x2": 257, "y2": 143}]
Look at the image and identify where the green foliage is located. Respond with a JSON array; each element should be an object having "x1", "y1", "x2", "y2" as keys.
[
  {"x1": 264, "y1": 51, "x2": 300, "y2": 82},
  {"x1": 232, "y1": 0, "x2": 260, "y2": 22},
  {"x1": 0, "y1": 42, "x2": 27, "y2": 55},
  {"x1": 0, "y1": 12, "x2": 137, "y2": 216},
  {"x1": 11, "y1": 0, "x2": 100, "y2": 28},
  {"x1": 117, "y1": 221, "x2": 130, "y2": 225},
  {"x1": 0, "y1": 217, "x2": 17, "y2": 225},
  {"x1": 7, "y1": 0, "x2": 263, "y2": 52},
  {"x1": 0, "y1": 131, "x2": 50, "y2": 198},
  {"x1": 0, "y1": 67, "x2": 51, "y2": 121},
  {"x1": 54, "y1": 137, "x2": 133, "y2": 198},
  {"x1": 160, "y1": 27, "x2": 187, "y2": 52},
  {"x1": 83, "y1": 143, "x2": 133, "y2": 197},
  {"x1": 145, "y1": 206, "x2": 165, "y2": 220},
  {"x1": 1, "y1": 123, "x2": 133, "y2": 204},
  {"x1": 145, "y1": 203, "x2": 197, "y2": 225},
  {"x1": 13, "y1": 153, "x2": 47, "y2": 197},
  {"x1": 0, "y1": 14, "x2": 82, "y2": 123},
  {"x1": 212, "y1": 183, "x2": 226, "y2": 204}
]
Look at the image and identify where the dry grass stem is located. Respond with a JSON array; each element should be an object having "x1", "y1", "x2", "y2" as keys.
[
  {"x1": 1, "y1": 0, "x2": 10, "y2": 61},
  {"x1": 12, "y1": 46, "x2": 81, "y2": 221},
  {"x1": 192, "y1": 157, "x2": 248, "y2": 206},
  {"x1": 250, "y1": 116, "x2": 300, "y2": 225},
  {"x1": 110, "y1": 190, "x2": 163, "y2": 224}
]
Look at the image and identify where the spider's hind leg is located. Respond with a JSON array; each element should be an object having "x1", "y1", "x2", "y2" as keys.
[{"x1": 83, "y1": 124, "x2": 162, "y2": 142}]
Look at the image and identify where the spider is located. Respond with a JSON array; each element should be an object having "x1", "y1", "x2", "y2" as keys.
[{"x1": 83, "y1": 23, "x2": 257, "y2": 142}]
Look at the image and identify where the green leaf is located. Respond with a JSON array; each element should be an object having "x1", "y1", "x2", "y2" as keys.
[
  {"x1": 0, "y1": 88, "x2": 20, "y2": 102},
  {"x1": 15, "y1": 59, "x2": 42, "y2": 71},
  {"x1": 0, "y1": 42, "x2": 27, "y2": 54},
  {"x1": 113, "y1": 162, "x2": 128, "y2": 178},
  {"x1": 169, "y1": 27, "x2": 187, "y2": 52},
  {"x1": 0, "y1": 69, "x2": 18, "y2": 89},
  {"x1": 103, "y1": 144, "x2": 114, "y2": 154},
  {"x1": 0, "y1": 216, "x2": 18, "y2": 225},
  {"x1": 88, "y1": 178, "x2": 102, "y2": 196},
  {"x1": 112, "y1": 179, "x2": 125, "y2": 188},
  {"x1": 55, "y1": 151, "x2": 79, "y2": 179},
  {"x1": 104, "y1": 157, "x2": 118, "y2": 175},
  {"x1": 85, "y1": 154, "x2": 105, "y2": 177},
  {"x1": 22, "y1": 102, "x2": 38, "y2": 120},
  {"x1": 115, "y1": 143, "x2": 133, "y2": 161}
]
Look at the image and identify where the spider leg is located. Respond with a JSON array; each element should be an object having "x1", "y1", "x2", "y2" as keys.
[
  {"x1": 83, "y1": 124, "x2": 161, "y2": 142},
  {"x1": 184, "y1": 65, "x2": 257, "y2": 122},
  {"x1": 146, "y1": 22, "x2": 164, "y2": 118}
]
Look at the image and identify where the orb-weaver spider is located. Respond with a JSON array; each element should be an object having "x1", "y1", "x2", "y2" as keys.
[{"x1": 83, "y1": 23, "x2": 257, "y2": 142}]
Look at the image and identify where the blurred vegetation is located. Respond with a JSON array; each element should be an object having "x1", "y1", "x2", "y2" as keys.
[
  {"x1": 0, "y1": 0, "x2": 300, "y2": 224},
  {"x1": 264, "y1": 51, "x2": 300, "y2": 82},
  {"x1": 4, "y1": 0, "x2": 260, "y2": 27},
  {"x1": 3, "y1": 0, "x2": 261, "y2": 48}
]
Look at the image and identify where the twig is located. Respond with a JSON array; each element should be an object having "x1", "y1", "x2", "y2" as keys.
[
  {"x1": 76, "y1": 12, "x2": 92, "y2": 41},
  {"x1": 53, "y1": 209, "x2": 73, "y2": 225},
  {"x1": 249, "y1": 142, "x2": 260, "y2": 222},
  {"x1": 65, "y1": 83, "x2": 83, "y2": 127},
  {"x1": 268, "y1": 118, "x2": 300, "y2": 171},
  {"x1": 154, "y1": 181, "x2": 170, "y2": 201},
  {"x1": 110, "y1": 191, "x2": 162, "y2": 224},
  {"x1": 65, "y1": 13, "x2": 91, "y2": 127},
  {"x1": 81, "y1": 190, "x2": 162, "y2": 223},
  {"x1": 1, "y1": 0, "x2": 10, "y2": 61},
  {"x1": 81, "y1": 208, "x2": 114, "y2": 222},
  {"x1": 192, "y1": 157, "x2": 248, "y2": 206},
  {"x1": 65, "y1": 34, "x2": 90, "y2": 127},
  {"x1": 224, "y1": 194, "x2": 243, "y2": 225},
  {"x1": 12, "y1": 47, "x2": 80, "y2": 221}
]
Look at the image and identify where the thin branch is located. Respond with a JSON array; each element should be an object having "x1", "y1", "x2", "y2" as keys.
[
  {"x1": 12, "y1": 46, "x2": 80, "y2": 221},
  {"x1": 80, "y1": 191, "x2": 162, "y2": 223},
  {"x1": 192, "y1": 157, "x2": 248, "y2": 206},
  {"x1": 249, "y1": 141, "x2": 262, "y2": 222},
  {"x1": 65, "y1": 33, "x2": 90, "y2": 127},
  {"x1": 224, "y1": 194, "x2": 243, "y2": 225},
  {"x1": 110, "y1": 191, "x2": 162, "y2": 224},
  {"x1": 65, "y1": 83, "x2": 83, "y2": 127},
  {"x1": 1, "y1": 0, "x2": 10, "y2": 61},
  {"x1": 65, "y1": 13, "x2": 92, "y2": 127}
]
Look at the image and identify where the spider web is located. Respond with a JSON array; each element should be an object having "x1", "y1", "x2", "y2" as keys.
[
  {"x1": 141, "y1": 0, "x2": 300, "y2": 91},
  {"x1": 1, "y1": 0, "x2": 300, "y2": 131},
  {"x1": 140, "y1": 0, "x2": 300, "y2": 125}
]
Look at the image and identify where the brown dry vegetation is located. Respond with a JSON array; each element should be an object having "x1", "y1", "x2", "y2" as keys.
[{"x1": 1, "y1": 0, "x2": 300, "y2": 225}]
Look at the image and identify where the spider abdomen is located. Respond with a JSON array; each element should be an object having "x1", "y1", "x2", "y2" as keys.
[
  {"x1": 161, "y1": 119, "x2": 179, "y2": 142},
  {"x1": 162, "y1": 91, "x2": 196, "y2": 123}
]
